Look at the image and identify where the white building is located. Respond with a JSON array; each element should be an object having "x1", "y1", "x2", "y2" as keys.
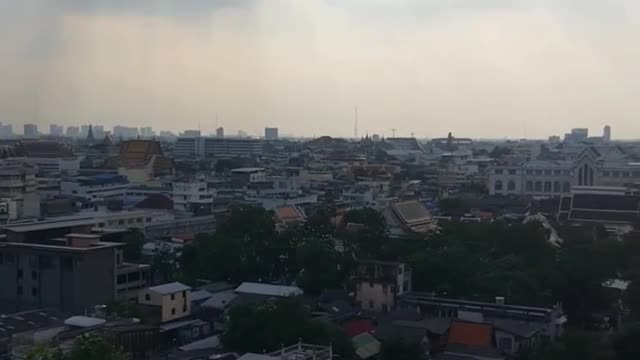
[
  {"x1": 265, "y1": 127, "x2": 279, "y2": 140},
  {"x1": 489, "y1": 146, "x2": 640, "y2": 196},
  {"x1": 0, "y1": 162, "x2": 40, "y2": 220},
  {"x1": 171, "y1": 179, "x2": 214, "y2": 213},
  {"x1": 60, "y1": 175, "x2": 130, "y2": 204}
]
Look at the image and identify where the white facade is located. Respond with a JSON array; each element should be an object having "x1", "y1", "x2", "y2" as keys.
[
  {"x1": 171, "y1": 180, "x2": 214, "y2": 213},
  {"x1": 489, "y1": 146, "x2": 640, "y2": 196},
  {"x1": 60, "y1": 176, "x2": 130, "y2": 203}
]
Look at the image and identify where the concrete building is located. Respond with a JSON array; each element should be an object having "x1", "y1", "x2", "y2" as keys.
[
  {"x1": 139, "y1": 282, "x2": 191, "y2": 323},
  {"x1": 140, "y1": 127, "x2": 154, "y2": 138},
  {"x1": 174, "y1": 137, "x2": 204, "y2": 158},
  {"x1": 265, "y1": 127, "x2": 278, "y2": 141},
  {"x1": 0, "y1": 233, "x2": 149, "y2": 312},
  {"x1": 170, "y1": 179, "x2": 214, "y2": 214},
  {"x1": 60, "y1": 174, "x2": 130, "y2": 204},
  {"x1": 23, "y1": 124, "x2": 38, "y2": 139},
  {"x1": 1, "y1": 141, "x2": 80, "y2": 175},
  {"x1": 215, "y1": 127, "x2": 224, "y2": 138},
  {"x1": 354, "y1": 260, "x2": 412, "y2": 313},
  {"x1": 113, "y1": 126, "x2": 140, "y2": 139},
  {"x1": 203, "y1": 137, "x2": 263, "y2": 158},
  {"x1": 182, "y1": 130, "x2": 201, "y2": 137},
  {"x1": 489, "y1": 146, "x2": 640, "y2": 197},
  {"x1": 0, "y1": 162, "x2": 40, "y2": 220},
  {"x1": 603, "y1": 125, "x2": 611, "y2": 142},
  {"x1": 230, "y1": 168, "x2": 267, "y2": 184},
  {"x1": 0, "y1": 122, "x2": 13, "y2": 138},
  {"x1": 65, "y1": 126, "x2": 80, "y2": 138},
  {"x1": 49, "y1": 124, "x2": 64, "y2": 137}
]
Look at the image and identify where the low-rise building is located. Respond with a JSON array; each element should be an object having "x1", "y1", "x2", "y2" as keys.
[
  {"x1": 139, "y1": 282, "x2": 192, "y2": 323},
  {"x1": 60, "y1": 174, "x2": 129, "y2": 204},
  {"x1": 354, "y1": 260, "x2": 412, "y2": 313}
]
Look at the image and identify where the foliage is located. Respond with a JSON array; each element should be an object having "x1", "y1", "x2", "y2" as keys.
[
  {"x1": 520, "y1": 329, "x2": 614, "y2": 360},
  {"x1": 25, "y1": 334, "x2": 126, "y2": 360},
  {"x1": 611, "y1": 323, "x2": 640, "y2": 360},
  {"x1": 380, "y1": 338, "x2": 426, "y2": 360},
  {"x1": 222, "y1": 298, "x2": 354, "y2": 358},
  {"x1": 122, "y1": 228, "x2": 145, "y2": 262}
]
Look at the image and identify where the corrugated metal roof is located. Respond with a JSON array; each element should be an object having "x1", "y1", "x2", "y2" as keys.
[
  {"x1": 149, "y1": 282, "x2": 190, "y2": 295},
  {"x1": 234, "y1": 282, "x2": 303, "y2": 297}
]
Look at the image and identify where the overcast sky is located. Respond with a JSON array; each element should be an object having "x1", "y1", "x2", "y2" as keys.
[{"x1": 1, "y1": 0, "x2": 639, "y2": 138}]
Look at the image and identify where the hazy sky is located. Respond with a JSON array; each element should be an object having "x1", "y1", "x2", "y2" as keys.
[{"x1": 1, "y1": 0, "x2": 639, "y2": 138}]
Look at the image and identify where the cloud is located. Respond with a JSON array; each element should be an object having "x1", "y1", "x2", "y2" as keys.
[{"x1": 1, "y1": 0, "x2": 640, "y2": 138}]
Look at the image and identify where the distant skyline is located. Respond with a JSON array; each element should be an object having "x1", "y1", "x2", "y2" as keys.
[{"x1": 1, "y1": 1, "x2": 640, "y2": 138}]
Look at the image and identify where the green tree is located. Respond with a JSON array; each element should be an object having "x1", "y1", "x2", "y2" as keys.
[
  {"x1": 122, "y1": 228, "x2": 145, "y2": 262},
  {"x1": 380, "y1": 338, "x2": 426, "y2": 360},
  {"x1": 222, "y1": 298, "x2": 353, "y2": 358},
  {"x1": 612, "y1": 323, "x2": 640, "y2": 360},
  {"x1": 25, "y1": 346, "x2": 65, "y2": 360},
  {"x1": 68, "y1": 334, "x2": 127, "y2": 360}
]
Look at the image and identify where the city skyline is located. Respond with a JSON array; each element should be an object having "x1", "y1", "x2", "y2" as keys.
[{"x1": 2, "y1": 1, "x2": 640, "y2": 138}]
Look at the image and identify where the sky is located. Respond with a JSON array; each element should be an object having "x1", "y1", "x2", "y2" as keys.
[{"x1": 1, "y1": 0, "x2": 640, "y2": 139}]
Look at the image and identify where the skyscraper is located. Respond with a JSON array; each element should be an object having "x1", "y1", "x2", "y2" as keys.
[
  {"x1": 49, "y1": 124, "x2": 64, "y2": 136},
  {"x1": 603, "y1": 125, "x2": 611, "y2": 142},
  {"x1": 265, "y1": 127, "x2": 279, "y2": 140},
  {"x1": 66, "y1": 126, "x2": 80, "y2": 138},
  {"x1": 23, "y1": 124, "x2": 38, "y2": 138},
  {"x1": 216, "y1": 127, "x2": 224, "y2": 138}
]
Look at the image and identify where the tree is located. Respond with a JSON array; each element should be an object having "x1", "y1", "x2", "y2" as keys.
[
  {"x1": 222, "y1": 298, "x2": 353, "y2": 358},
  {"x1": 68, "y1": 334, "x2": 127, "y2": 360},
  {"x1": 612, "y1": 323, "x2": 640, "y2": 360},
  {"x1": 122, "y1": 228, "x2": 145, "y2": 262},
  {"x1": 25, "y1": 346, "x2": 65, "y2": 360},
  {"x1": 380, "y1": 338, "x2": 426, "y2": 360},
  {"x1": 296, "y1": 239, "x2": 340, "y2": 295}
]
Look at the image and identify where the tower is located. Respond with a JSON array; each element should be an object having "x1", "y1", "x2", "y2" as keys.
[
  {"x1": 87, "y1": 124, "x2": 95, "y2": 142},
  {"x1": 603, "y1": 125, "x2": 611, "y2": 142}
]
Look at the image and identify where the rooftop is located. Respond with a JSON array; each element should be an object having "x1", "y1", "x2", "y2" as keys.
[
  {"x1": 447, "y1": 321, "x2": 493, "y2": 347},
  {"x1": 149, "y1": 282, "x2": 191, "y2": 295},
  {"x1": 235, "y1": 282, "x2": 303, "y2": 297}
]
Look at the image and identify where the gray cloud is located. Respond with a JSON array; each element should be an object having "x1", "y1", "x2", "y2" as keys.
[{"x1": 1, "y1": 0, "x2": 640, "y2": 138}]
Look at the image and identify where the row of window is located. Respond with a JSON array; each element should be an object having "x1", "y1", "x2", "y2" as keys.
[
  {"x1": 495, "y1": 169, "x2": 572, "y2": 176},
  {"x1": 17, "y1": 286, "x2": 37, "y2": 297},
  {"x1": 602, "y1": 170, "x2": 640, "y2": 178},
  {"x1": 495, "y1": 180, "x2": 571, "y2": 193}
]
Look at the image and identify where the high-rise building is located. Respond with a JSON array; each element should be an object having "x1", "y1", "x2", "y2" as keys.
[
  {"x1": 603, "y1": 125, "x2": 611, "y2": 142},
  {"x1": 140, "y1": 127, "x2": 154, "y2": 138},
  {"x1": 570, "y1": 128, "x2": 588, "y2": 141},
  {"x1": 182, "y1": 130, "x2": 201, "y2": 137},
  {"x1": 0, "y1": 123, "x2": 14, "y2": 138},
  {"x1": 23, "y1": 124, "x2": 38, "y2": 138},
  {"x1": 216, "y1": 127, "x2": 224, "y2": 138},
  {"x1": 265, "y1": 127, "x2": 279, "y2": 140},
  {"x1": 49, "y1": 124, "x2": 64, "y2": 136},
  {"x1": 66, "y1": 126, "x2": 80, "y2": 138},
  {"x1": 93, "y1": 125, "x2": 105, "y2": 139},
  {"x1": 113, "y1": 126, "x2": 139, "y2": 139}
]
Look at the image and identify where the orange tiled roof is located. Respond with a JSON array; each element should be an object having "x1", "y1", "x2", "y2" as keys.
[{"x1": 447, "y1": 321, "x2": 493, "y2": 347}]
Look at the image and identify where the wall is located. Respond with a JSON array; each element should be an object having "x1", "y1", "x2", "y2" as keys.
[{"x1": 355, "y1": 281, "x2": 395, "y2": 312}]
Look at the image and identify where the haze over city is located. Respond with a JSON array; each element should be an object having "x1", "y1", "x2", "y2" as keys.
[{"x1": 2, "y1": 0, "x2": 640, "y2": 138}]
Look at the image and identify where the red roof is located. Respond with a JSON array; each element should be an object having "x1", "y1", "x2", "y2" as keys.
[
  {"x1": 447, "y1": 321, "x2": 493, "y2": 347},
  {"x1": 341, "y1": 319, "x2": 376, "y2": 338}
]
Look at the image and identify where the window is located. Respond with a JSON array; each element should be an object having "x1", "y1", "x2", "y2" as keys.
[
  {"x1": 171, "y1": 293, "x2": 175, "y2": 300},
  {"x1": 554, "y1": 170, "x2": 561, "y2": 176},
  {"x1": 127, "y1": 218, "x2": 134, "y2": 224},
  {"x1": 17, "y1": 269, "x2": 23, "y2": 279},
  {"x1": 128, "y1": 272, "x2": 141, "y2": 282},
  {"x1": 508, "y1": 169, "x2": 516, "y2": 175},
  {"x1": 623, "y1": 171, "x2": 630, "y2": 178},
  {"x1": 544, "y1": 169, "x2": 552, "y2": 175},
  {"x1": 382, "y1": 304, "x2": 388, "y2": 313},
  {"x1": 31, "y1": 271, "x2": 37, "y2": 281},
  {"x1": 535, "y1": 181, "x2": 542, "y2": 192},
  {"x1": 553, "y1": 182, "x2": 561, "y2": 193},
  {"x1": 499, "y1": 337, "x2": 514, "y2": 352},
  {"x1": 118, "y1": 220, "x2": 125, "y2": 225},
  {"x1": 494, "y1": 180, "x2": 503, "y2": 191},
  {"x1": 526, "y1": 181, "x2": 533, "y2": 192},
  {"x1": 495, "y1": 169, "x2": 503, "y2": 175},
  {"x1": 32, "y1": 288, "x2": 37, "y2": 297},
  {"x1": 171, "y1": 308, "x2": 176, "y2": 315},
  {"x1": 563, "y1": 170, "x2": 570, "y2": 176},
  {"x1": 146, "y1": 217, "x2": 152, "y2": 222},
  {"x1": 507, "y1": 180, "x2": 516, "y2": 191},
  {"x1": 563, "y1": 182, "x2": 571, "y2": 193},
  {"x1": 603, "y1": 171, "x2": 610, "y2": 177},
  {"x1": 117, "y1": 274, "x2": 127, "y2": 285},
  {"x1": 544, "y1": 182, "x2": 552, "y2": 192},
  {"x1": 183, "y1": 304, "x2": 187, "y2": 312},
  {"x1": 368, "y1": 300, "x2": 374, "y2": 309},
  {"x1": 535, "y1": 170, "x2": 543, "y2": 175},
  {"x1": 613, "y1": 171, "x2": 620, "y2": 177},
  {"x1": 182, "y1": 290, "x2": 187, "y2": 298},
  {"x1": 136, "y1": 218, "x2": 143, "y2": 223},
  {"x1": 526, "y1": 169, "x2": 533, "y2": 175},
  {"x1": 145, "y1": 293, "x2": 151, "y2": 301},
  {"x1": 17, "y1": 286, "x2": 23, "y2": 296}
]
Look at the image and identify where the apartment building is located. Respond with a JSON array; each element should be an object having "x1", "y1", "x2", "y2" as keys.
[
  {"x1": 0, "y1": 233, "x2": 149, "y2": 312},
  {"x1": 138, "y1": 282, "x2": 192, "y2": 323},
  {"x1": 354, "y1": 260, "x2": 412, "y2": 313}
]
